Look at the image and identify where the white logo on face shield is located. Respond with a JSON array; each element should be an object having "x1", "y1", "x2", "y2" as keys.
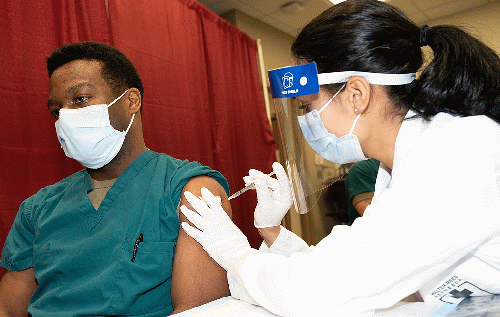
[
  {"x1": 283, "y1": 72, "x2": 293, "y2": 89},
  {"x1": 300, "y1": 76, "x2": 308, "y2": 86}
]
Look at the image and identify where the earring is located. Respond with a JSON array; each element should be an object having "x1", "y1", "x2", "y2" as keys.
[{"x1": 354, "y1": 108, "x2": 358, "y2": 114}]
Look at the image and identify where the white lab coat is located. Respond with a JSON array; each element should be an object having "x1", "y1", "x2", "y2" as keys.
[{"x1": 227, "y1": 112, "x2": 500, "y2": 316}]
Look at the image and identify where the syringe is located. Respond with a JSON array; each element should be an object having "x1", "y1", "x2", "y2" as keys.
[{"x1": 227, "y1": 171, "x2": 276, "y2": 201}]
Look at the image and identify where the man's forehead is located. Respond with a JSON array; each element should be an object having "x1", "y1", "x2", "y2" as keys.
[
  {"x1": 49, "y1": 60, "x2": 106, "y2": 92},
  {"x1": 51, "y1": 59, "x2": 103, "y2": 79}
]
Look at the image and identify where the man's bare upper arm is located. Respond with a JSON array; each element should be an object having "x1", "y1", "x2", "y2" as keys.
[
  {"x1": 170, "y1": 175, "x2": 232, "y2": 314},
  {"x1": 0, "y1": 268, "x2": 37, "y2": 316},
  {"x1": 352, "y1": 191, "x2": 374, "y2": 217}
]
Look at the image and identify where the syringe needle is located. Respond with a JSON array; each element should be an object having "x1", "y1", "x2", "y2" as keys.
[{"x1": 227, "y1": 171, "x2": 275, "y2": 200}]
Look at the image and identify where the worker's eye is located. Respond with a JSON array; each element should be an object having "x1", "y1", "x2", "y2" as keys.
[{"x1": 298, "y1": 103, "x2": 311, "y2": 113}]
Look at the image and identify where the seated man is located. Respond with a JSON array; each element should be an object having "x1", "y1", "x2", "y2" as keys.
[
  {"x1": 0, "y1": 42, "x2": 231, "y2": 316},
  {"x1": 345, "y1": 158, "x2": 380, "y2": 225}
]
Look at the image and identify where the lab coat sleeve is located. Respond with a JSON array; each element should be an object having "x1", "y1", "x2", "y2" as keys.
[
  {"x1": 227, "y1": 116, "x2": 500, "y2": 316},
  {"x1": 258, "y1": 226, "x2": 311, "y2": 256}
]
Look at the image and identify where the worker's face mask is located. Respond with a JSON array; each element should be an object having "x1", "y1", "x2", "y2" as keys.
[
  {"x1": 55, "y1": 89, "x2": 134, "y2": 169},
  {"x1": 297, "y1": 84, "x2": 366, "y2": 164}
]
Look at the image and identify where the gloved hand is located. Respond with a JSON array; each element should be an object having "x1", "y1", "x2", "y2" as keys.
[
  {"x1": 244, "y1": 162, "x2": 293, "y2": 228},
  {"x1": 180, "y1": 187, "x2": 251, "y2": 271}
]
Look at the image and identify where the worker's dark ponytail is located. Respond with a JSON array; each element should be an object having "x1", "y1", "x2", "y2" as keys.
[
  {"x1": 412, "y1": 26, "x2": 500, "y2": 123},
  {"x1": 291, "y1": 0, "x2": 500, "y2": 124}
]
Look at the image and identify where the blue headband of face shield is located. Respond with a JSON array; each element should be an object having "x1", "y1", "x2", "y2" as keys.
[{"x1": 267, "y1": 62, "x2": 416, "y2": 98}]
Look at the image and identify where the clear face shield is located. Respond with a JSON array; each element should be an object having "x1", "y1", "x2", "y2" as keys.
[
  {"x1": 273, "y1": 96, "x2": 338, "y2": 214},
  {"x1": 268, "y1": 62, "x2": 415, "y2": 214}
]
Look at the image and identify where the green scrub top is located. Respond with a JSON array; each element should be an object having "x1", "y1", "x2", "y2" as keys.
[
  {"x1": 0, "y1": 150, "x2": 229, "y2": 316},
  {"x1": 345, "y1": 158, "x2": 380, "y2": 225}
]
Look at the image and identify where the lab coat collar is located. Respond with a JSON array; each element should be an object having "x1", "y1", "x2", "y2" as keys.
[{"x1": 374, "y1": 110, "x2": 426, "y2": 198}]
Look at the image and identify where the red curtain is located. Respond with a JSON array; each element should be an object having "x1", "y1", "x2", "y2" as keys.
[
  {"x1": 1, "y1": 0, "x2": 275, "y2": 277},
  {"x1": 107, "y1": 0, "x2": 275, "y2": 248},
  {"x1": 0, "y1": 0, "x2": 110, "y2": 277}
]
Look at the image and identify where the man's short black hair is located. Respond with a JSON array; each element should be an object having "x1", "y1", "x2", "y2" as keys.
[{"x1": 46, "y1": 41, "x2": 144, "y2": 102}]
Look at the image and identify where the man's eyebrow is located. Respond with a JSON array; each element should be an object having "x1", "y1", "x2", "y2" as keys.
[
  {"x1": 65, "y1": 82, "x2": 96, "y2": 95},
  {"x1": 47, "y1": 82, "x2": 96, "y2": 108}
]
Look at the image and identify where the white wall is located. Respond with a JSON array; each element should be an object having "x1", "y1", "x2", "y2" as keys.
[{"x1": 222, "y1": 10, "x2": 295, "y2": 78}]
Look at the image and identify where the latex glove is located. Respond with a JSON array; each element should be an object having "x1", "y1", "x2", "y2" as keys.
[
  {"x1": 180, "y1": 187, "x2": 251, "y2": 271},
  {"x1": 244, "y1": 162, "x2": 293, "y2": 228}
]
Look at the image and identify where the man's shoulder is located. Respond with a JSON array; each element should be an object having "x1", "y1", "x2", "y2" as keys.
[
  {"x1": 148, "y1": 151, "x2": 203, "y2": 171},
  {"x1": 29, "y1": 170, "x2": 87, "y2": 202},
  {"x1": 149, "y1": 151, "x2": 229, "y2": 195},
  {"x1": 347, "y1": 159, "x2": 380, "y2": 179}
]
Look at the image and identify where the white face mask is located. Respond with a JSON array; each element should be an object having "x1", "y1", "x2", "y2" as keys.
[
  {"x1": 55, "y1": 90, "x2": 135, "y2": 169},
  {"x1": 297, "y1": 85, "x2": 367, "y2": 164}
]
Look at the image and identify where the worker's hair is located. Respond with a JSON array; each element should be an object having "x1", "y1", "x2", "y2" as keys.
[
  {"x1": 291, "y1": 0, "x2": 500, "y2": 123},
  {"x1": 46, "y1": 41, "x2": 144, "y2": 111}
]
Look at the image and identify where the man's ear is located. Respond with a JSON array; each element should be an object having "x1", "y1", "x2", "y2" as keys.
[
  {"x1": 126, "y1": 88, "x2": 142, "y2": 114},
  {"x1": 344, "y1": 76, "x2": 371, "y2": 115}
]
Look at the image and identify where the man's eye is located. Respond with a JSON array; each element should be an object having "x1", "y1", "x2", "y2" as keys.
[{"x1": 74, "y1": 95, "x2": 90, "y2": 104}]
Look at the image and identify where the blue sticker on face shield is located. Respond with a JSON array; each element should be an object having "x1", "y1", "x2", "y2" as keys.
[{"x1": 268, "y1": 63, "x2": 320, "y2": 98}]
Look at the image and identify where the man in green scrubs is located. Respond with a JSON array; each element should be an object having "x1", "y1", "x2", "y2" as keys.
[{"x1": 0, "y1": 42, "x2": 232, "y2": 316}]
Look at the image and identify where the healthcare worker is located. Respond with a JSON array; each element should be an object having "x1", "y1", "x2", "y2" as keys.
[{"x1": 179, "y1": 0, "x2": 500, "y2": 315}]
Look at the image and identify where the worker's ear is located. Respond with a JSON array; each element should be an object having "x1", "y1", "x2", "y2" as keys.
[
  {"x1": 126, "y1": 88, "x2": 142, "y2": 114},
  {"x1": 344, "y1": 77, "x2": 371, "y2": 115}
]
